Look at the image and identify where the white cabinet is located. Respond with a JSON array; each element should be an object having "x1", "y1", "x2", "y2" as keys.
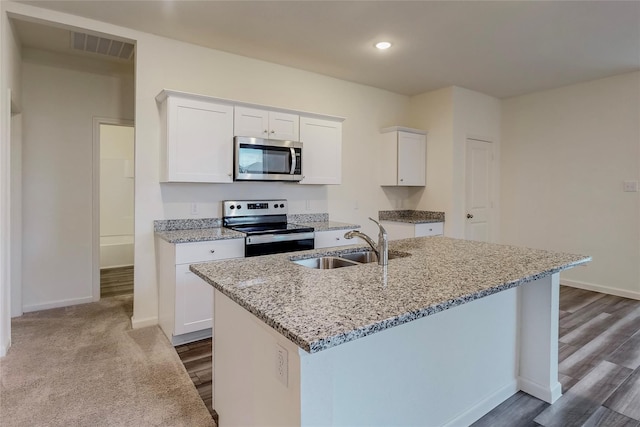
[
  {"x1": 380, "y1": 221, "x2": 444, "y2": 241},
  {"x1": 380, "y1": 127, "x2": 427, "y2": 186},
  {"x1": 158, "y1": 93, "x2": 234, "y2": 183},
  {"x1": 299, "y1": 116, "x2": 343, "y2": 185},
  {"x1": 234, "y1": 106, "x2": 299, "y2": 141},
  {"x1": 315, "y1": 228, "x2": 357, "y2": 249},
  {"x1": 156, "y1": 238, "x2": 244, "y2": 345}
]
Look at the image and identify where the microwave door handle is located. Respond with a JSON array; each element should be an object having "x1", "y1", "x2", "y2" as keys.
[{"x1": 290, "y1": 147, "x2": 296, "y2": 175}]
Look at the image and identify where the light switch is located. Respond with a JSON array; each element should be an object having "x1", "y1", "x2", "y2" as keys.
[{"x1": 623, "y1": 181, "x2": 639, "y2": 192}]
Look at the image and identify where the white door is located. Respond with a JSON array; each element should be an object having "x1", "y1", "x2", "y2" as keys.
[{"x1": 465, "y1": 139, "x2": 493, "y2": 242}]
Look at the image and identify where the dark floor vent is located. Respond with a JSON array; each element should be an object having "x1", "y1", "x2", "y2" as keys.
[{"x1": 71, "y1": 31, "x2": 134, "y2": 60}]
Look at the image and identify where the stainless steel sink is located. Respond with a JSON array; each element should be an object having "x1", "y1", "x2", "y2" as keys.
[
  {"x1": 339, "y1": 251, "x2": 378, "y2": 263},
  {"x1": 292, "y1": 257, "x2": 359, "y2": 269},
  {"x1": 292, "y1": 250, "x2": 410, "y2": 269},
  {"x1": 339, "y1": 250, "x2": 409, "y2": 264}
]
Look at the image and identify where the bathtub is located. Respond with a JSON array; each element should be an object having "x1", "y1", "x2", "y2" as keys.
[{"x1": 100, "y1": 235, "x2": 134, "y2": 269}]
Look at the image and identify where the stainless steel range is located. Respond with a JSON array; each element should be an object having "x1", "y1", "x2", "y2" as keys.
[{"x1": 223, "y1": 199, "x2": 315, "y2": 257}]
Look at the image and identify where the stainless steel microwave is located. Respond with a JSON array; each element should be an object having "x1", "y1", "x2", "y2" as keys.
[{"x1": 234, "y1": 136, "x2": 303, "y2": 182}]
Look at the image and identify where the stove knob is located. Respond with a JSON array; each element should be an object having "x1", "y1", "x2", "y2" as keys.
[
  {"x1": 236, "y1": 205, "x2": 242, "y2": 210},
  {"x1": 229, "y1": 205, "x2": 235, "y2": 209},
  {"x1": 279, "y1": 203, "x2": 285, "y2": 208},
  {"x1": 273, "y1": 204, "x2": 278, "y2": 208}
]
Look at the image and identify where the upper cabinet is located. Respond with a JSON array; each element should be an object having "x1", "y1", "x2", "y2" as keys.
[
  {"x1": 158, "y1": 92, "x2": 234, "y2": 183},
  {"x1": 379, "y1": 126, "x2": 427, "y2": 187},
  {"x1": 299, "y1": 116, "x2": 343, "y2": 185},
  {"x1": 234, "y1": 106, "x2": 299, "y2": 141}
]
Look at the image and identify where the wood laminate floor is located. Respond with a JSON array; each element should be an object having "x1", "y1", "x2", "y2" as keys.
[
  {"x1": 177, "y1": 286, "x2": 640, "y2": 426},
  {"x1": 100, "y1": 266, "x2": 134, "y2": 297}
]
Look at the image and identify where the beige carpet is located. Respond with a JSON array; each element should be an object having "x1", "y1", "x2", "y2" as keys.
[{"x1": 0, "y1": 295, "x2": 215, "y2": 427}]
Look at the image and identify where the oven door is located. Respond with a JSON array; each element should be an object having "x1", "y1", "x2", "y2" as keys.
[
  {"x1": 235, "y1": 136, "x2": 302, "y2": 181},
  {"x1": 245, "y1": 232, "x2": 315, "y2": 257}
]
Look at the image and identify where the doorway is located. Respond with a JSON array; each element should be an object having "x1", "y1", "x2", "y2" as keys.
[
  {"x1": 464, "y1": 138, "x2": 494, "y2": 242},
  {"x1": 93, "y1": 120, "x2": 135, "y2": 299}
]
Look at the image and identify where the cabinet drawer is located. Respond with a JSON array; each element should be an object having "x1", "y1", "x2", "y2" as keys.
[
  {"x1": 415, "y1": 222, "x2": 444, "y2": 237},
  {"x1": 315, "y1": 229, "x2": 356, "y2": 249},
  {"x1": 175, "y1": 238, "x2": 244, "y2": 264}
]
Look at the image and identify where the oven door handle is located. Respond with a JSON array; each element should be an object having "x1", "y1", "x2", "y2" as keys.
[
  {"x1": 246, "y1": 232, "x2": 315, "y2": 245},
  {"x1": 290, "y1": 147, "x2": 296, "y2": 175}
]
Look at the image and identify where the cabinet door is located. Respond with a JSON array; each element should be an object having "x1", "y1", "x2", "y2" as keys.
[
  {"x1": 166, "y1": 97, "x2": 233, "y2": 183},
  {"x1": 174, "y1": 263, "x2": 213, "y2": 335},
  {"x1": 397, "y1": 131, "x2": 426, "y2": 186},
  {"x1": 299, "y1": 117, "x2": 342, "y2": 185},
  {"x1": 315, "y1": 229, "x2": 356, "y2": 249},
  {"x1": 234, "y1": 106, "x2": 270, "y2": 138},
  {"x1": 269, "y1": 111, "x2": 299, "y2": 140}
]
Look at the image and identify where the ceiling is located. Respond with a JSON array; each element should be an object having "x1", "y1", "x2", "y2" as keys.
[{"x1": 13, "y1": 0, "x2": 640, "y2": 98}]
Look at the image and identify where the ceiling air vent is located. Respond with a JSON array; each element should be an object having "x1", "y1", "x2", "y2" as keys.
[{"x1": 70, "y1": 31, "x2": 134, "y2": 61}]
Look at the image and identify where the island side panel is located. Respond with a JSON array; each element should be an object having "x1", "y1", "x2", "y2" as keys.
[
  {"x1": 518, "y1": 272, "x2": 562, "y2": 403},
  {"x1": 299, "y1": 287, "x2": 520, "y2": 427},
  {"x1": 213, "y1": 290, "x2": 302, "y2": 426}
]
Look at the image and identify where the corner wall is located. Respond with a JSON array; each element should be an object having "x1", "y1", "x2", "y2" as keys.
[
  {"x1": 20, "y1": 48, "x2": 134, "y2": 311},
  {"x1": 0, "y1": 3, "x2": 23, "y2": 356},
  {"x1": 501, "y1": 72, "x2": 640, "y2": 298}
]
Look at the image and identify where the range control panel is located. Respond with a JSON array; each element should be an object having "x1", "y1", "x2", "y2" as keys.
[{"x1": 223, "y1": 199, "x2": 288, "y2": 217}]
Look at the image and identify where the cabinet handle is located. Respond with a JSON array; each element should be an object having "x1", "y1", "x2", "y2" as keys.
[
  {"x1": 400, "y1": 178, "x2": 404, "y2": 182},
  {"x1": 336, "y1": 237, "x2": 340, "y2": 240},
  {"x1": 228, "y1": 173, "x2": 232, "y2": 177},
  {"x1": 263, "y1": 130, "x2": 268, "y2": 134},
  {"x1": 270, "y1": 130, "x2": 275, "y2": 134},
  {"x1": 467, "y1": 214, "x2": 474, "y2": 219},
  {"x1": 210, "y1": 249, "x2": 216, "y2": 253}
]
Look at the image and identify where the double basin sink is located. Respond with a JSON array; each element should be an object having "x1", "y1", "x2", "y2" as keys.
[{"x1": 292, "y1": 250, "x2": 408, "y2": 269}]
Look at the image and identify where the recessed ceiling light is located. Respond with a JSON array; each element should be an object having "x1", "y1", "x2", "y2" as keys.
[{"x1": 375, "y1": 41, "x2": 392, "y2": 50}]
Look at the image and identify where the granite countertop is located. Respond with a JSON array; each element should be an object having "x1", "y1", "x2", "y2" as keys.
[
  {"x1": 190, "y1": 237, "x2": 590, "y2": 354},
  {"x1": 294, "y1": 221, "x2": 360, "y2": 232},
  {"x1": 379, "y1": 210, "x2": 445, "y2": 224},
  {"x1": 155, "y1": 227, "x2": 245, "y2": 243},
  {"x1": 154, "y1": 216, "x2": 360, "y2": 243}
]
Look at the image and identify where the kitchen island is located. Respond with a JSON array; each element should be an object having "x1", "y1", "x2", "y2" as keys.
[{"x1": 190, "y1": 237, "x2": 590, "y2": 426}]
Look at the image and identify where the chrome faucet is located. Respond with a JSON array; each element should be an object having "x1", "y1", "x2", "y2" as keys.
[{"x1": 344, "y1": 217, "x2": 389, "y2": 266}]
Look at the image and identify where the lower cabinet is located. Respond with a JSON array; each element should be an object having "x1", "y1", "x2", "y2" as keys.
[
  {"x1": 315, "y1": 229, "x2": 357, "y2": 249},
  {"x1": 379, "y1": 221, "x2": 444, "y2": 241},
  {"x1": 156, "y1": 238, "x2": 244, "y2": 345}
]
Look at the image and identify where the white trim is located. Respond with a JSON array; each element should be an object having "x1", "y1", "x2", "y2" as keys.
[
  {"x1": 131, "y1": 315, "x2": 158, "y2": 329},
  {"x1": 518, "y1": 376, "x2": 562, "y2": 403},
  {"x1": 561, "y1": 279, "x2": 640, "y2": 301},
  {"x1": 92, "y1": 117, "x2": 134, "y2": 303},
  {"x1": 442, "y1": 381, "x2": 518, "y2": 427},
  {"x1": 23, "y1": 296, "x2": 95, "y2": 313}
]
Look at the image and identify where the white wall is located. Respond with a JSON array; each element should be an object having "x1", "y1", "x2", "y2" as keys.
[
  {"x1": 0, "y1": 4, "x2": 23, "y2": 355},
  {"x1": 20, "y1": 48, "x2": 134, "y2": 312},
  {"x1": 408, "y1": 86, "x2": 501, "y2": 240},
  {"x1": 501, "y1": 72, "x2": 640, "y2": 299},
  {"x1": 451, "y1": 87, "x2": 502, "y2": 241}
]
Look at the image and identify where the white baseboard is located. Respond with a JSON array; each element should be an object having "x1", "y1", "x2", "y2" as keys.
[
  {"x1": 561, "y1": 279, "x2": 640, "y2": 301},
  {"x1": 1, "y1": 338, "x2": 10, "y2": 358},
  {"x1": 131, "y1": 315, "x2": 158, "y2": 329},
  {"x1": 518, "y1": 377, "x2": 562, "y2": 404},
  {"x1": 443, "y1": 381, "x2": 518, "y2": 427},
  {"x1": 22, "y1": 296, "x2": 94, "y2": 313}
]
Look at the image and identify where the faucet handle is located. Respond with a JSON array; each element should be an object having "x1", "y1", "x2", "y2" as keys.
[{"x1": 368, "y1": 217, "x2": 387, "y2": 235}]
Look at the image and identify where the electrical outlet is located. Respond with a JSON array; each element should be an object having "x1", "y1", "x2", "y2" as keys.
[
  {"x1": 623, "y1": 181, "x2": 639, "y2": 192},
  {"x1": 190, "y1": 203, "x2": 198, "y2": 215},
  {"x1": 275, "y1": 343, "x2": 288, "y2": 387}
]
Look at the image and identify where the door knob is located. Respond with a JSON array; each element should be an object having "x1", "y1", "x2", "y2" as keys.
[{"x1": 467, "y1": 214, "x2": 474, "y2": 219}]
